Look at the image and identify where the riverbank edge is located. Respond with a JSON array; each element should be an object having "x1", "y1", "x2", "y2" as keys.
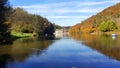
[
  {"x1": 89, "y1": 31, "x2": 120, "y2": 35},
  {"x1": 70, "y1": 31, "x2": 120, "y2": 35}
]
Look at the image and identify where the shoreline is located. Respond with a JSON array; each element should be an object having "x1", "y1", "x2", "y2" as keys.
[{"x1": 90, "y1": 31, "x2": 120, "y2": 35}]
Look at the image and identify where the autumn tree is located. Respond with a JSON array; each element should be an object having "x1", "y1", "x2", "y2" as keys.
[{"x1": 70, "y1": 3, "x2": 120, "y2": 33}]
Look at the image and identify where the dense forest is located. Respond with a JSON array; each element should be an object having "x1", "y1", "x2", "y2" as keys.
[
  {"x1": 0, "y1": 0, "x2": 62, "y2": 44},
  {"x1": 70, "y1": 3, "x2": 120, "y2": 34},
  {"x1": 0, "y1": 0, "x2": 11, "y2": 44},
  {"x1": 7, "y1": 8, "x2": 55, "y2": 35}
]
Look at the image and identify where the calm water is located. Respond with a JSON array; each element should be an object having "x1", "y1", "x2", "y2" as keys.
[{"x1": 1, "y1": 34, "x2": 120, "y2": 68}]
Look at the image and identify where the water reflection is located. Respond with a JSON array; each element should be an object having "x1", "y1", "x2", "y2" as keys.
[
  {"x1": 0, "y1": 54, "x2": 13, "y2": 68},
  {"x1": 1, "y1": 34, "x2": 120, "y2": 68},
  {"x1": 0, "y1": 38, "x2": 54, "y2": 68},
  {"x1": 70, "y1": 33, "x2": 120, "y2": 61}
]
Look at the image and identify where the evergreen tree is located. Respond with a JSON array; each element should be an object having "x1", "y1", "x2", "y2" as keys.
[
  {"x1": 0, "y1": 0, "x2": 11, "y2": 44},
  {"x1": 44, "y1": 23, "x2": 55, "y2": 36}
]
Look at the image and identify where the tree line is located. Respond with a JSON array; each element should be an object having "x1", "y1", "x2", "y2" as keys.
[
  {"x1": 70, "y1": 3, "x2": 120, "y2": 34},
  {"x1": 0, "y1": 0, "x2": 61, "y2": 44},
  {"x1": 7, "y1": 8, "x2": 55, "y2": 35}
]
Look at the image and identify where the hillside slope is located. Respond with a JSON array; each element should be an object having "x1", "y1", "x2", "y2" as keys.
[{"x1": 70, "y1": 3, "x2": 120, "y2": 33}]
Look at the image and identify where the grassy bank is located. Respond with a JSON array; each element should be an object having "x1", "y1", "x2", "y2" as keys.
[{"x1": 11, "y1": 31, "x2": 32, "y2": 40}]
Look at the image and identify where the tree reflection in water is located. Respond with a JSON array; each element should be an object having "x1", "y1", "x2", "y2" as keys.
[
  {"x1": 0, "y1": 37, "x2": 55, "y2": 68},
  {"x1": 0, "y1": 54, "x2": 13, "y2": 68},
  {"x1": 70, "y1": 33, "x2": 120, "y2": 61}
]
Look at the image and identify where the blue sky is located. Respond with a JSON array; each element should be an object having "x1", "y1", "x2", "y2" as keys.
[{"x1": 9, "y1": 0, "x2": 120, "y2": 26}]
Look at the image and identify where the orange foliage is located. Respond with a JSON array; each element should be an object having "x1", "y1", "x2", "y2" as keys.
[{"x1": 70, "y1": 3, "x2": 120, "y2": 33}]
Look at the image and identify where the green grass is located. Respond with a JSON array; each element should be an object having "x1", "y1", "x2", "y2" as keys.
[{"x1": 11, "y1": 31, "x2": 32, "y2": 39}]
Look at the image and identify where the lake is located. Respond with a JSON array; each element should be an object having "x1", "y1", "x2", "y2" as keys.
[{"x1": 1, "y1": 34, "x2": 120, "y2": 68}]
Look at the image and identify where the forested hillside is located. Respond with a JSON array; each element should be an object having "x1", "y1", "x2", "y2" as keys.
[
  {"x1": 0, "y1": 0, "x2": 61, "y2": 44},
  {"x1": 7, "y1": 8, "x2": 55, "y2": 35},
  {"x1": 70, "y1": 3, "x2": 120, "y2": 33}
]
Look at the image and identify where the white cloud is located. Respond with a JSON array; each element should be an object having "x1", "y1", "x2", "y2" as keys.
[
  {"x1": 46, "y1": 16, "x2": 91, "y2": 19},
  {"x1": 25, "y1": 8, "x2": 102, "y2": 14},
  {"x1": 16, "y1": 1, "x2": 119, "y2": 9},
  {"x1": 15, "y1": 0, "x2": 120, "y2": 14},
  {"x1": 13, "y1": 0, "x2": 120, "y2": 26},
  {"x1": 15, "y1": 0, "x2": 120, "y2": 9},
  {"x1": 51, "y1": 19, "x2": 82, "y2": 26},
  {"x1": 18, "y1": 5, "x2": 48, "y2": 9}
]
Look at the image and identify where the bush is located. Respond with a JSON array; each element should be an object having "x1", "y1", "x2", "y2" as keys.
[{"x1": 98, "y1": 20, "x2": 117, "y2": 32}]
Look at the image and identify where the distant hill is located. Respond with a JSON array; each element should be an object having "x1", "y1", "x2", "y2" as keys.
[{"x1": 70, "y1": 3, "x2": 120, "y2": 33}]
